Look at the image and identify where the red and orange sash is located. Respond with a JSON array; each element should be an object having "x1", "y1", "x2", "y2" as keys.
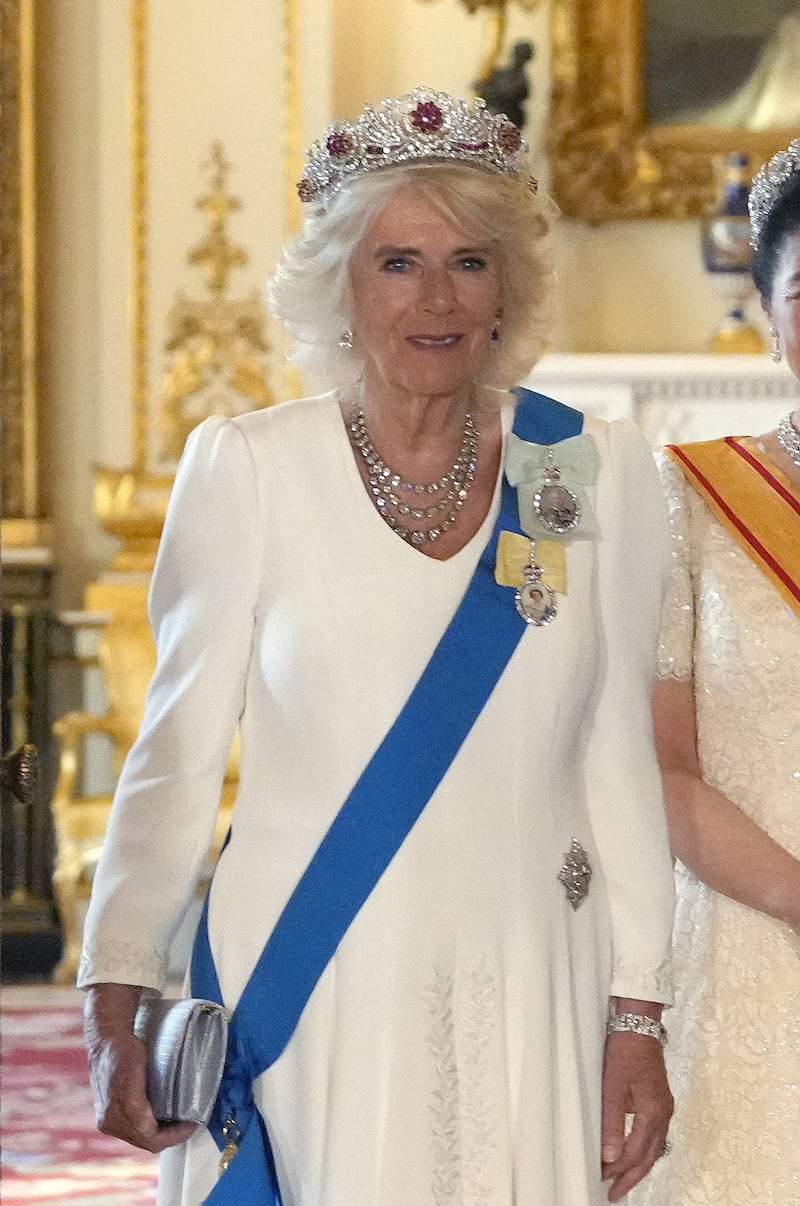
[{"x1": 666, "y1": 437, "x2": 800, "y2": 621}]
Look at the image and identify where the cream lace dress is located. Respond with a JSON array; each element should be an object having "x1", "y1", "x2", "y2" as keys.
[{"x1": 630, "y1": 452, "x2": 800, "y2": 1205}]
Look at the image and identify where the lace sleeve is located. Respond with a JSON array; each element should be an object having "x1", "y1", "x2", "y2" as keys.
[{"x1": 654, "y1": 450, "x2": 695, "y2": 681}]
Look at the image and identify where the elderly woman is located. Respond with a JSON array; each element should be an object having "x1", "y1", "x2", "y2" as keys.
[
  {"x1": 80, "y1": 88, "x2": 674, "y2": 1206},
  {"x1": 630, "y1": 140, "x2": 800, "y2": 1205}
]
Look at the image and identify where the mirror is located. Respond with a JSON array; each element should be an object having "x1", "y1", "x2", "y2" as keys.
[{"x1": 548, "y1": 0, "x2": 799, "y2": 223}]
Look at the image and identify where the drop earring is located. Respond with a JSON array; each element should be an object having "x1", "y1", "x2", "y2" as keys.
[
  {"x1": 769, "y1": 322, "x2": 782, "y2": 363},
  {"x1": 338, "y1": 329, "x2": 354, "y2": 350}
]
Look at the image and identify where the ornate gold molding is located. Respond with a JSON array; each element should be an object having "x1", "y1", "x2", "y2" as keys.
[
  {"x1": 90, "y1": 0, "x2": 156, "y2": 573},
  {"x1": 3, "y1": 520, "x2": 52, "y2": 549},
  {"x1": 282, "y1": 0, "x2": 302, "y2": 238},
  {"x1": 93, "y1": 465, "x2": 172, "y2": 573},
  {"x1": 89, "y1": 0, "x2": 154, "y2": 573},
  {"x1": 129, "y1": 0, "x2": 149, "y2": 471},
  {"x1": 156, "y1": 144, "x2": 275, "y2": 461},
  {"x1": 280, "y1": 0, "x2": 304, "y2": 400},
  {"x1": 125, "y1": 0, "x2": 291, "y2": 452},
  {"x1": 95, "y1": 11, "x2": 279, "y2": 571},
  {"x1": 0, "y1": 0, "x2": 41, "y2": 534},
  {"x1": 548, "y1": 0, "x2": 794, "y2": 223}
]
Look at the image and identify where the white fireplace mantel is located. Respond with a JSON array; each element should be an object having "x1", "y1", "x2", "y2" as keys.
[{"x1": 526, "y1": 353, "x2": 800, "y2": 446}]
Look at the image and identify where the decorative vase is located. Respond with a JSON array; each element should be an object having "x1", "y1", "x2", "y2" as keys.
[{"x1": 701, "y1": 153, "x2": 765, "y2": 354}]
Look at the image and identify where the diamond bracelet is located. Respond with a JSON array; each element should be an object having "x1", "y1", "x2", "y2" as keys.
[{"x1": 606, "y1": 1011, "x2": 667, "y2": 1048}]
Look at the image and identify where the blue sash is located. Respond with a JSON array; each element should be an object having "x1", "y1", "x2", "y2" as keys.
[{"x1": 190, "y1": 389, "x2": 583, "y2": 1204}]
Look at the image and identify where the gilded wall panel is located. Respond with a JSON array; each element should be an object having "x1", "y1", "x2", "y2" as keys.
[
  {"x1": 0, "y1": 0, "x2": 33, "y2": 521},
  {"x1": 548, "y1": 0, "x2": 796, "y2": 223}
]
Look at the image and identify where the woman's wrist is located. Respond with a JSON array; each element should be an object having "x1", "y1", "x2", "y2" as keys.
[
  {"x1": 84, "y1": 982, "x2": 145, "y2": 1041},
  {"x1": 607, "y1": 997, "x2": 667, "y2": 1047}
]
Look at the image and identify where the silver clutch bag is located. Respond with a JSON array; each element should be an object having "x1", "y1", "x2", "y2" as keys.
[{"x1": 133, "y1": 997, "x2": 229, "y2": 1126}]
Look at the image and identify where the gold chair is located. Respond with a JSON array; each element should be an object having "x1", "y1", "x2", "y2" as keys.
[{"x1": 51, "y1": 583, "x2": 236, "y2": 984}]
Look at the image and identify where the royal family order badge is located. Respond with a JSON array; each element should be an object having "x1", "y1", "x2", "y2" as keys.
[
  {"x1": 505, "y1": 431, "x2": 600, "y2": 545},
  {"x1": 533, "y1": 455, "x2": 582, "y2": 534}
]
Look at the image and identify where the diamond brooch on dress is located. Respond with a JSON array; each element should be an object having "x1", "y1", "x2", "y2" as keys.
[{"x1": 558, "y1": 839, "x2": 592, "y2": 910}]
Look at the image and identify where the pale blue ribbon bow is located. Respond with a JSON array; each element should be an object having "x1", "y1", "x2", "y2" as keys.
[{"x1": 504, "y1": 431, "x2": 600, "y2": 542}]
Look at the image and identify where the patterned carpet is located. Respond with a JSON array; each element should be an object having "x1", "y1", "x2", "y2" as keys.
[{"x1": 1, "y1": 984, "x2": 158, "y2": 1205}]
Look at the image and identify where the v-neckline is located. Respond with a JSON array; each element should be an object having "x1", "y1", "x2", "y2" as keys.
[{"x1": 331, "y1": 392, "x2": 512, "y2": 569}]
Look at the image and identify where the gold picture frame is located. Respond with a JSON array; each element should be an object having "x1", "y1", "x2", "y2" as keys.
[
  {"x1": 548, "y1": 0, "x2": 797, "y2": 223},
  {"x1": 0, "y1": 0, "x2": 46, "y2": 543}
]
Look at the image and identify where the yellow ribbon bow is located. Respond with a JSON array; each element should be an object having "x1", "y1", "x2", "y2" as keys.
[{"x1": 495, "y1": 532, "x2": 567, "y2": 594}]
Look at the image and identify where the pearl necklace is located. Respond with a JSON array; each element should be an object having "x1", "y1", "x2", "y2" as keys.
[
  {"x1": 777, "y1": 412, "x2": 800, "y2": 468},
  {"x1": 348, "y1": 402, "x2": 479, "y2": 546}
]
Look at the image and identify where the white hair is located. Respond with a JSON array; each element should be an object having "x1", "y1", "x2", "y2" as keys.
[{"x1": 267, "y1": 162, "x2": 557, "y2": 391}]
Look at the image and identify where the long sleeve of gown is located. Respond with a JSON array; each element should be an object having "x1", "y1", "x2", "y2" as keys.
[
  {"x1": 584, "y1": 420, "x2": 675, "y2": 1005},
  {"x1": 77, "y1": 416, "x2": 264, "y2": 992}
]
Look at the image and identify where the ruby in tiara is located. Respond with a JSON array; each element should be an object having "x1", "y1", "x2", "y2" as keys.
[
  {"x1": 326, "y1": 130, "x2": 354, "y2": 159},
  {"x1": 297, "y1": 178, "x2": 318, "y2": 202},
  {"x1": 497, "y1": 122, "x2": 523, "y2": 152},
  {"x1": 410, "y1": 101, "x2": 444, "y2": 133}
]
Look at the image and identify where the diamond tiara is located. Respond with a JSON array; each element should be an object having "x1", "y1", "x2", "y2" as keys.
[
  {"x1": 296, "y1": 86, "x2": 535, "y2": 207},
  {"x1": 749, "y1": 139, "x2": 800, "y2": 249}
]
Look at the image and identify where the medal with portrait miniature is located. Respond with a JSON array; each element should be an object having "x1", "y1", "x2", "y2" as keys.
[{"x1": 514, "y1": 540, "x2": 557, "y2": 626}]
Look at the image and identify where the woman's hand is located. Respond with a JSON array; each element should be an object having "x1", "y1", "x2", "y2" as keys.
[
  {"x1": 600, "y1": 1002, "x2": 673, "y2": 1202},
  {"x1": 84, "y1": 983, "x2": 197, "y2": 1153}
]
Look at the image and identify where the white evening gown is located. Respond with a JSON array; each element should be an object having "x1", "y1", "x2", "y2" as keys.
[
  {"x1": 79, "y1": 392, "x2": 675, "y2": 1206},
  {"x1": 630, "y1": 452, "x2": 800, "y2": 1205}
]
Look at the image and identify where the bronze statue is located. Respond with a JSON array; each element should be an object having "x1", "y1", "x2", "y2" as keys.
[{"x1": 477, "y1": 40, "x2": 535, "y2": 130}]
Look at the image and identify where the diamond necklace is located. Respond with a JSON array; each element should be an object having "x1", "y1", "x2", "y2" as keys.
[
  {"x1": 348, "y1": 401, "x2": 479, "y2": 546},
  {"x1": 777, "y1": 412, "x2": 800, "y2": 468}
]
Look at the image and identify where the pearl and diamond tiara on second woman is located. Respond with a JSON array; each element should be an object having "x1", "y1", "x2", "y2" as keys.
[{"x1": 748, "y1": 138, "x2": 800, "y2": 249}]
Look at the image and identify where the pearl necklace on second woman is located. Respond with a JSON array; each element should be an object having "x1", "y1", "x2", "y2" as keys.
[{"x1": 348, "y1": 401, "x2": 479, "y2": 547}]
